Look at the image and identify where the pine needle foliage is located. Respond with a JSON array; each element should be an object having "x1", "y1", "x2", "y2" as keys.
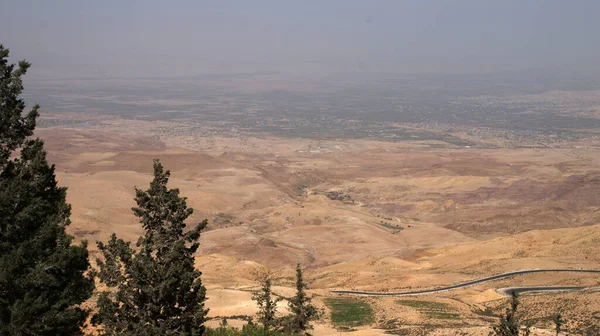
[
  {"x1": 282, "y1": 264, "x2": 321, "y2": 335},
  {"x1": 490, "y1": 293, "x2": 531, "y2": 336},
  {"x1": 252, "y1": 276, "x2": 281, "y2": 330},
  {"x1": 0, "y1": 44, "x2": 94, "y2": 336},
  {"x1": 93, "y1": 160, "x2": 208, "y2": 336}
]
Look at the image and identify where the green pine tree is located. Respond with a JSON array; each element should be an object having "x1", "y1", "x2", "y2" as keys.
[
  {"x1": 490, "y1": 293, "x2": 531, "y2": 336},
  {"x1": 283, "y1": 264, "x2": 321, "y2": 335},
  {"x1": 93, "y1": 160, "x2": 209, "y2": 336},
  {"x1": 0, "y1": 45, "x2": 95, "y2": 335},
  {"x1": 252, "y1": 275, "x2": 281, "y2": 330}
]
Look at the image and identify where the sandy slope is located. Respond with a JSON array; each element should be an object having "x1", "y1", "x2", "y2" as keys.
[{"x1": 36, "y1": 127, "x2": 600, "y2": 334}]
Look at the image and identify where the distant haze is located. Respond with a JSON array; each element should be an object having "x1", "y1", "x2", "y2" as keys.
[{"x1": 1, "y1": 0, "x2": 599, "y2": 78}]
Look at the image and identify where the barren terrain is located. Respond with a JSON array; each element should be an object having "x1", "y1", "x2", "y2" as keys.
[{"x1": 34, "y1": 117, "x2": 600, "y2": 335}]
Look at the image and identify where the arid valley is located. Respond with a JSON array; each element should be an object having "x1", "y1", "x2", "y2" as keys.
[
  {"x1": 32, "y1": 76, "x2": 600, "y2": 334},
  {"x1": 5, "y1": 3, "x2": 600, "y2": 335}
]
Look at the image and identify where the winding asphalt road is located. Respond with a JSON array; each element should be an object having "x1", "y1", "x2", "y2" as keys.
[
  {"x1": 496, "y1": 286, "x2": 587, "y2": 296},
  {"x1": 331, "y1": 269, "x2": 600, "y2": 297}
]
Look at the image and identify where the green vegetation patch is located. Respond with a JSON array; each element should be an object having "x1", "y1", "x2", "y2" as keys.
[
  {"x1": 379, "y1": 222, "x2": 404, "y2": 230},
  {"x1": 396, "y1": 300, "x2": 460, "y2": 320},
  {"x1": 325, "y1": 191, "x2": 354, "y2": 204},
  {"x1": 379, "y1": 222, "x2": 404, "y2": 231},
  {"x1": 324, "y1": 297, "x2": 374, "y2": 328},
  {"x1": 207, "y1": 325, "x2": 300, "y2": 336}
]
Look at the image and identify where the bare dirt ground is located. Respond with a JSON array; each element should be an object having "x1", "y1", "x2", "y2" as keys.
[{"x1": 36, "y1": 124, "x2": 600, "y2": 335}]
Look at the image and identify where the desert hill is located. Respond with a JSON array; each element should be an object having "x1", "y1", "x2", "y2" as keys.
[{"x1": 35, "y1": 125, "x2": 600, "y2": 335}]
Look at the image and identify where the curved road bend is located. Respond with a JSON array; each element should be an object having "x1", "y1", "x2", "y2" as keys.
[
  {"x1": 496, "y1": 286, "x2": 586, "y2": 296},
  {"x1": 331, "y1": 269, "x2": 600, "y2": 297}
]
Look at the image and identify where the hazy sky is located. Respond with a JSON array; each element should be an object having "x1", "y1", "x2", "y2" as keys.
[{"x1": 1, "y1": 0, "x2": 599, "y2": 78}]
